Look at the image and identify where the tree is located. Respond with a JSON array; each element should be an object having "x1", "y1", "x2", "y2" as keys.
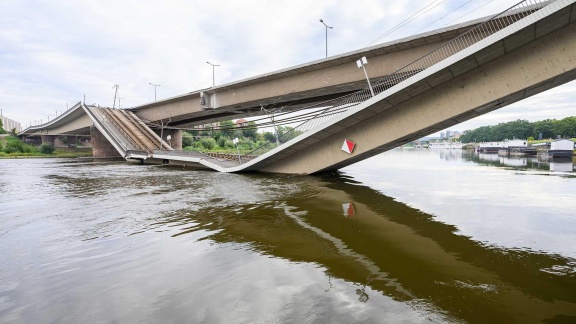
[
  {"x1": 0, "y1": 119, "x2": 5, "y2": 134},
  {"x1": 262, "y1": 132, "x2": 276, "y2": 143},
  {"x1": 277, "y1": 126, "x2": 303, "y2": 143},
  {"x1": 242, "y1": 121, "x2": 258, "y2": 141},
  {"x1": 219, "y1": 120, "x2": 235, "y2": 138},
  {"x1": 182, "y1": 132, "x2": 194, "y2": 147},
  {"x1": 458, "y1": 116, "x2": 576, "y2": 143}
]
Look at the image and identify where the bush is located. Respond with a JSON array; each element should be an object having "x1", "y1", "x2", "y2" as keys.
[
  {"x1": 39, "y1": 143, "x2": 55, "y2": 154},
  {"x1": 238, "y1": 139, "x2": 254, "y2": 151},
  {"x1": 224, "y1": 140, "x2": 234, "y2": 148},
  {"x1": 199, "y1": 137, "x2": 217, "y2": 150},
  {"x1": 182, "y1": 134, "x2": 194, "y2": 147},
  {"x1": 4, "y1": 137, "x2": 25, "y2": 153},
  {"x1": 217, "y1": 136, "x2": 228, "y2": 148}
]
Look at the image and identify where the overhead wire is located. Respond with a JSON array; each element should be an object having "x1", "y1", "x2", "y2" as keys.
[
  {"x1": 413, "y1": 0, "x2": 477, "y2": 34},
  {"x1": 261, "y1": 0, "x2": 451, "y2": 113},
  {"x1": 193, "y1": 0, "x2": 502, "y2": 135},
  {"x1": 442, "y1": 0, "x2": 499, "y2": 27},
  {"x1": 363, "y1": 0, "x2": 449, "y2": 48}
]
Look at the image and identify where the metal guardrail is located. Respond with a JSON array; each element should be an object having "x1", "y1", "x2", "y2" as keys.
[
  {"x1": 243, "y1": 0, "x2": 552, "y2": 159},
  {"x1": 153, "y1": 149, "x2": 204, "y2": 157}
]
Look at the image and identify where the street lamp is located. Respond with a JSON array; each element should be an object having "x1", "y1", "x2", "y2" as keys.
[
  {"x1": 356, "y1": 56, "x2": 375, "y2": 97},
  {"x1": 112, "y1": 84, "x2": 119, "y2": 108},
  {"x1": 206, "y1": 61, "x2": 220, "y2": 87},
  {"x1": 319, "y1": 19, "x2": 333, "y2": 58},
  {"x1": 149, "y1": 83, "x2": 160, "y2": 101}
]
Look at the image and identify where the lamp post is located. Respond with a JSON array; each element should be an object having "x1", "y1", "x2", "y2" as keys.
[
  {"x1": 356, "y1": 56, "x2": 375, "y2": 97},
  {"x1": 112, "y1": 84, "x2": 119, "y2": 108},
  {"x1": 319, "y1": 19, "x2": 333, "y2": 58},
  {"x1": 206, "y1": 61, "x2": 220, "y2": 87},
  {"x1": 149, "y1": 83, "x2": 160, "y2": 101}
]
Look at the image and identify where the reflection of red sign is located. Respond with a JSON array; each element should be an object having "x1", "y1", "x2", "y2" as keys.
[
  {"x1": 341, "y1": 139, "x2": 356, "y2": 154},
  {"x1": 342, "y1": 203, "x2": 356, "y2": 217}
]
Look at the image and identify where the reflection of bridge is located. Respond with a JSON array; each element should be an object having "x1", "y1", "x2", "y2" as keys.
[
  {"x1": 142, "y1": 172, "x2": 576, "y2": 323},
  {"x1": 20, "y1": 0, "x2": 576, "y2": 174}
]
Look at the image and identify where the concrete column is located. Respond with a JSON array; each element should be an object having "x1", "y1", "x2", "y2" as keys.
[
  {"x1": 90, "y1": 126, "x2": 122, "y2": 158},
  {"x1": 154, "y1": 129, "x2": 182, "y2": 150},
  {"x1": 67, "y1": 135, "x2": 78, "y2": 147},
  {"x1": 40, "y1": 135, "x2": 56, "y2": 146}
]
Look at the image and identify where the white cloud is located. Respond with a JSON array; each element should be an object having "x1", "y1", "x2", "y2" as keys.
[{"x1": 0, "y1": 0, "x2": 573, "y2": 129}]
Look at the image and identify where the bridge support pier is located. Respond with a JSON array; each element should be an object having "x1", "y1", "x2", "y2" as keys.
[
  {"x1": 40, "y1": 135, "x2": 55, "y2": 147},
  {"x1": 90, "y1": 126, "x2": 122, "y2": 158},
  {"x1": 156, "y1": 129, "x2": 182, "y2": 150}
]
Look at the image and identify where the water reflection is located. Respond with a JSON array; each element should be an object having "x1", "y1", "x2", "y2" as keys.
[
  {"x1": 468, "y1": 151, "x2": 575, "y2": 172},
  {"x1": 1, "y1": 158, "x2": 575, "y2": 323}
]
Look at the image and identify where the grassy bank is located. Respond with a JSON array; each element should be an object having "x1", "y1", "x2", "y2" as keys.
[
  {"x1": 0, "y1": 136, "x2": 93, "y2": 158},
  {"x1": 0, "y1": 147, "x2": 93, "y2": 159}
]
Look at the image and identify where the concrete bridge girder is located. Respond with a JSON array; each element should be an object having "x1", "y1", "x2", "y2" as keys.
[
  {"x1": 21, "y1": 107, "x2": 92, "y2": 137},
  {"x1": 258, "y1": 10, "x2": 576, "y2": 174},
  {"x1": 130, "y1": 21, "x2": 496, "y2": 127}
]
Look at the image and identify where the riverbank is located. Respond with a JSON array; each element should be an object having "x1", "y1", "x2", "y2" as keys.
[
  {"x1": 0, "y1": 135, "x2": 93, "y2": 158},
  {"x1": 0, "y1": 147, "x2": 93, "y2": 159}
]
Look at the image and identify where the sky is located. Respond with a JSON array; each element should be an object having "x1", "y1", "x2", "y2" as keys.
[{"x1": 1, "y1": 0, "x2": 574, "y2": 135}]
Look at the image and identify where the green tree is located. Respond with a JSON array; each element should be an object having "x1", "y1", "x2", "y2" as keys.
[
  {"x1": 0, "y1": 119, "x2": 5, "y2": 134},
  {"x1": 555, "y1": 116, "x2": 576, "y2": 138},
  {"x1": 458, "y1": 116, "x2": 576, "y2": 143},
  {"x1": 219, "y1": 120, "x2": 235, "y2": 138},
  {"x1": 182, "y1": 132, "x2": 194, "y2": 147},
  {"x1": 242, "y1": 121, "x2": 258, "y2": 141},
  {"x1": 277, "y1": 126, "x2": 303, "y2": 143},
  {"x1": 262, "y1": 132, "x2": 276, "y2": 143}
]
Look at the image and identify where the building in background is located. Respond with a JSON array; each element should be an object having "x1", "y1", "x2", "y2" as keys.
[{"x1": 0, "y1": 112, "x2": 22, "y2": 133}]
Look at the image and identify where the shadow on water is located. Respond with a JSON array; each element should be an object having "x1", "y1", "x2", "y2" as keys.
[{"x1": 102, "y1": 169, "x2": 576, "y2": 324}]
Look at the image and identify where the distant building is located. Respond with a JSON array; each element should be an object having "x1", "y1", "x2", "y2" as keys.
[
  {"x1": 440, "y1": 132, "x2": 445, "y2": 139},
  {"x1": 1, "y1": 114, "x2": 22, "y2": 133},
  {"x1": 235, "y1": 118, "x2": 248, "y2": 127}
]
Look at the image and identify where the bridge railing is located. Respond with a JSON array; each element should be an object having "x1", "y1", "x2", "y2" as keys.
[
  {"x1": 84, "y1": 105, "x2": 133, "y2": 154},
  {"x1": 100, "y1": 109, "x2": 144, "y2": 151},
  {"x1": 243, "y1": 0, "x2": 551, "y2": 161}
]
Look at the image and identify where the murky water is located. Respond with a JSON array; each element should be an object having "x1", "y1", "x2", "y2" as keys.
[{"x1": 1, "y1": 149, "x2": 575, "y2": 323}]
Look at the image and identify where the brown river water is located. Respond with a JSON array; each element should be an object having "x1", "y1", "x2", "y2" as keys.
[{"x1": 1, "y1": 149, "x2": 575, "y2": 323}]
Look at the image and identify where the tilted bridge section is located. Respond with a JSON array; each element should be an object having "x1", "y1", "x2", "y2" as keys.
[{"x1": 149, "y1": 0, "x2": 576, "y2": 174}]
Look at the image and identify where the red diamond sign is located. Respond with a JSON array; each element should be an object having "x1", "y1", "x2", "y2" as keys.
[
  {"x1": 341, "y1": 139, "x2": 356, "y2": 154},
  {"x1": 342, "y1": 203, "x2": 356, "y2": 217}
]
